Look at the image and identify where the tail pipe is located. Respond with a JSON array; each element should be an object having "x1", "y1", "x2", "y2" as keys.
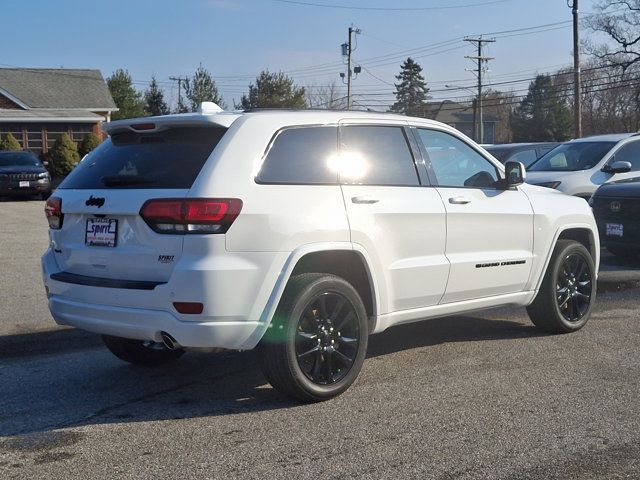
[{"x1": 160, "y1": 332, "x2": 181, "y2": 350}]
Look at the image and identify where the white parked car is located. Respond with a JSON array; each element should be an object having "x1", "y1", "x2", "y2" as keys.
[
  {"x1": 526, "y1": 133, "x2": 640, "y2": 199},
  {"x1": 42, "y1": 105, "x2": 600, "y2": 401}
]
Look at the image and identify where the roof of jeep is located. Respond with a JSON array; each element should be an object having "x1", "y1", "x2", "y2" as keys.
[{"x1": 103, "y1": 109, "x2": 445, "y2": 135}]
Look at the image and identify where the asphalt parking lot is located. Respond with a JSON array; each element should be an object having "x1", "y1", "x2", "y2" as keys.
[{"x1": 1, "y1": 199, "x2": 640, "y2": 479}]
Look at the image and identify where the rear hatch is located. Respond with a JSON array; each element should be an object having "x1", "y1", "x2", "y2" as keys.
[{"x1": 50, "y1": 124, "x2": 228, "y2": 283}]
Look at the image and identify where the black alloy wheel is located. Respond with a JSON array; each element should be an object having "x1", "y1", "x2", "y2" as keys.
[
  {"x1": 527, "y1": 240, "x2": 596, "y2": 333},
  {"x1": 259, "y1": 273, "x2": 369, "y2": 402},
  {"x1": 295, "y1": 291, "x2": 361, "y2": 385},
  {"x1": 556, "y1": 252, "x2": 593, "y2": 323}
]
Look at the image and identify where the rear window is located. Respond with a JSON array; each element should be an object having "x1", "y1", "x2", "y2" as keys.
[
  {"x1": 59, "y1": 126, "x2": 226, "y2": 189},
  {"x1": 257, "y1": 126, "x2": 338, "y2": 184}
]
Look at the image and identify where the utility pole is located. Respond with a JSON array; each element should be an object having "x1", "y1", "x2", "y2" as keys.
[
  {"x1": 571, "y1": 0, "x2": 582, "y2": 138},
  {"x1": 465, "y1": 36, "x2": 495, "y2": 144},
  {"x1": 169, "y1": 76, "x2": 187, "y2": 112},
  {"x1": 341, "y1": 26, "x2": 361, "y2": 110}
]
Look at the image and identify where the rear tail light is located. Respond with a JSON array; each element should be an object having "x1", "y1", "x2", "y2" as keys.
[
  {"x1": 45, "y1": 196, "x2": 63, "y2": 229},
  {"x1": 140, "y1": 198, "x2": 242, "y2": 234}
]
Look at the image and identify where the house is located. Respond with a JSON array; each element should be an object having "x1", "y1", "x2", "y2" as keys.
[
  {"x1": 424, "y1": 100, "x2": 498, "y2": 144},
  {"x1": 0, "y1": 68, "x2": 117, "y2": 155}
]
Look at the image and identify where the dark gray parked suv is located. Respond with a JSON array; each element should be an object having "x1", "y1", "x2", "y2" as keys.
[{"x1": 0, "y1": 151, "x2": 51, "y2": 199}]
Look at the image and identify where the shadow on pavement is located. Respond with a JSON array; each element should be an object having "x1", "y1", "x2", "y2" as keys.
[
  {"x1": 0, "y1": 328, "x2": 102, "y2": 360},
  {"x1": 0, "y1": 314, "x2": 542, "y2": 439}
]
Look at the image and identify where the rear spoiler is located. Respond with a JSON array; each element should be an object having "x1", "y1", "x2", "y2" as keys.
[{"x1": 103, "y1": 111, "x2": 241, "y2": 135}]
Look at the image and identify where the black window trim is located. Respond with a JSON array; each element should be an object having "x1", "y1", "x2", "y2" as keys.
[
  {"x1": 255, "y1": 123, "x2": 340, "y2": 186},
  {"x1": 337, "y1": 122, "x2": 424, "y2": 188},
  {"x1": 412, "y1": 125, "x2": 507, "y2": 191}
]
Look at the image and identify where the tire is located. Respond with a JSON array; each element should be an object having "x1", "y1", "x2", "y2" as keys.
[
  {"x1": 258, "y1": 273, "x2": 369, "y2": 402},
  {"x1": 102, "y1": 335, "x2": 185, "y2": 366},
  {"x1": 527, "y1": 240, "x2": 596, "y2": 334},
  {"x1": 607, "y1": 244, "x2": 640, "y2": 260}
]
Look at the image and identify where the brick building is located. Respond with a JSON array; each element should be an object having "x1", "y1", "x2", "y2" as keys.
[{"x1": 0, "y1": 68, "x2": 117, "y2": 155}]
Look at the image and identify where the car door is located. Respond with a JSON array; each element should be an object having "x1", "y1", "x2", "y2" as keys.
[
  {"x1": 338, "y1": 121, "x2": 449, "y2": 313},
  {"x1": 415, "y1": 127, "x2": 534, "y2": 304}
]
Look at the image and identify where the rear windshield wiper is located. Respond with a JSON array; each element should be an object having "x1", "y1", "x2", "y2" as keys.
[{"x1": 100, "y1": 175, "x2": 155, "y2": 187}]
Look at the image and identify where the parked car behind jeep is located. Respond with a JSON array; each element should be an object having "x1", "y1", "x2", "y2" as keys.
[
  {"x1": 591, "y1": 177, "x2": 640, "y2": 259},
  {"x1": 0, "y1": 151, "x2": 51, "y2": 199},
  {"x1": 485, "y1": 142, "x2": 558, "y2": 169},
  {"x1": 527, "y1": 133, "x2": 640, "y2": 199}
]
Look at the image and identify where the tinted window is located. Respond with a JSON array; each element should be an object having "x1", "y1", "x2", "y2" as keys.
[
  {"x1": 60, "y1": 126, "x2": 225, "y2": 189},
  {"x1": 485, "y1": 147, "x2": 511, "y2": 163},
  {"x1": 257, "y1": 126, "x2": 338, "y2": 184},
  {"x1": 612, "y1": 141, "x2": 640, "y2": 171},
  {"x1": 510, "y1": 149, "x2": 538, "y2": 168},
  {"x1": 0, "y1": 152, "x2": 42, "y2": 167},
  {"x1": 529, "y1": 142, "x2": 616, "y2": 172},
  {"x1": 417, "y1": 129, "x2": 499, "y2": 188},
  {"x1": 339, "y1": 126, "x2": 419, "y2": 186}
]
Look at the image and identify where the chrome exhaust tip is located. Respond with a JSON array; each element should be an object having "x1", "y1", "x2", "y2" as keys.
[{"x1": 160, "y1": 332, "x2": 181, "y2": 350}]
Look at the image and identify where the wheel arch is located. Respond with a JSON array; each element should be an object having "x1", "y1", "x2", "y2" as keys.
[
  {"x1": 258, "y1": 243, "x2": 380, "y2": 335},
  {"x1": 532, "y1": 224, "x2": 600, "y2": 293}
]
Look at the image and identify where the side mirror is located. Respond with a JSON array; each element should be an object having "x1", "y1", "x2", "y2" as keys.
[
  {"x1": 504, "y1": 161, "x2": 526, "y2": 187},
  {"x1": 602, "y1": 160, "x2": 632, "y2": 174},
  {"x1": 42, "y1": 160, "x2": 49, "y2": 166}
]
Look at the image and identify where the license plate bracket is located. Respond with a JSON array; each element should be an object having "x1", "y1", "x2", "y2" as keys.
[{"x1": 86, "y1": 218, "x2": 118, "y2": 247}]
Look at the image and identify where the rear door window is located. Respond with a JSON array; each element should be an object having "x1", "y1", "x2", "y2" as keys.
[
  {"x1": 257, "y1": 126, "x2": 338, "y2": 184},
  {"x1": 59, "y1": 126, "x2": 226, "y2": 189},
  {"x1": 339, "y1": 125, "x2": 420, "y2": 186}
]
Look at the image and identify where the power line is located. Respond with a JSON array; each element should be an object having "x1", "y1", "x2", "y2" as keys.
[{"x1": 270, "y1": 0, "x2": 513, "y2": 11}]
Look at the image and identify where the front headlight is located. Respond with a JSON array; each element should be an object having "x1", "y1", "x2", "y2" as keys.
[
  {"x1": 534, "y1": 181, "x2": 562, "y2": 189},
  {"x1": 38, "y1": 172, "x2": 50, "y2": 179}
]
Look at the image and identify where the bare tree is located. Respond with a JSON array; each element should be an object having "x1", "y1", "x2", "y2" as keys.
[
  {"x1": 305, "y1": 82, "x2": 347, "y2": 109},
  {"x1": 585, "y1": 1, "x2": 640, "y2": 69}
]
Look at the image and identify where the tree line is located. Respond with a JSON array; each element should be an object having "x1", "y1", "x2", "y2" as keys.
[{"x1": 107, "y1": 0, "x2": 640, "y2": 142}]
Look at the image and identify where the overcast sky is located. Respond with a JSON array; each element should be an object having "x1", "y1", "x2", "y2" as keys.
[{"x1": 2, "y1": 0, "x2": 606, "y2": 108}]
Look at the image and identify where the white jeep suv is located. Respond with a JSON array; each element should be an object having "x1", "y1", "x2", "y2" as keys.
[{"x1": 42, "y1": 105, "x2": 600, "y2": 401}]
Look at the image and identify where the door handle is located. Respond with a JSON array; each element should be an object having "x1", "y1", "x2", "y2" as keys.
[
  {"x1": 351, "y1": 195, "x2": 379, "y2": 204},
  {"x1": 448, "y1": 196, "x2": 471, "y2": 205}
]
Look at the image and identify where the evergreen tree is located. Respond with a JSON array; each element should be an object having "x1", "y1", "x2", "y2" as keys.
[
  {"x1": 78, "y1": 133, "x2": 102, "y2": 157},
  {"x1": 239, "y1": 70, "x2": 306, "y2": 109},
  {"x1": 107, "y1": 69, "x2": 146, "y2": 120},
  {"x1": 48, "y1": 133, "x2": 80, "y2": 177},
  {"x1": 511, "y1": 75, "x2": 572, "y2": 142},
  {"x1": 0, "y1": 133, "x2": 22, "y2": 151},
  {"x1": 390, "y1": 58, "x2": 430, "y2": 117},
  {"x1": 144, "y1": 76, "x2": 170, "y2": 116},
  {"x1": 184, "y1": 65, "x2": 225, "y2": 111}
]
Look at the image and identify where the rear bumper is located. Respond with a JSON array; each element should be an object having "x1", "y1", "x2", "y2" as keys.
[
  {"x1": 41, "y1": 245, "x2": 288, "y2": 350},
  {"x1": 48, "y1": 295, "x2": 265, "y2": 349}
]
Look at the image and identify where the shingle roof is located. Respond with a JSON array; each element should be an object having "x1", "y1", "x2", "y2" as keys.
[
  {"x1": 0, "y1": 108, "x2": 105, "y2": 121},
  {"x1": 0, "y1": 68, "x2": 116, "y2": 110},
  {"x1": 425, "y1": 100, "x2": 498, "y2": 124}
]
